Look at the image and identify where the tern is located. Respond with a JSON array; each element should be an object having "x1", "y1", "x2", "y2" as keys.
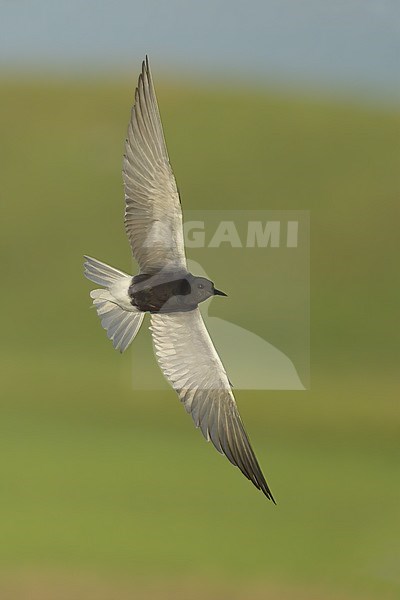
[{"x1": 84, "y1": 57, "x2": 275, "y2": 502}]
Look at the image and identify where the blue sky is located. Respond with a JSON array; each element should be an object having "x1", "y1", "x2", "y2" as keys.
[{"x1": 1, "y1": 0, "x2": 399, "y2": 102}]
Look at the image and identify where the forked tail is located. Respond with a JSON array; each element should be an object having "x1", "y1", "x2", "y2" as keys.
[{"x1": 83, "y1": 256, "x2": 144, "y2": 352}]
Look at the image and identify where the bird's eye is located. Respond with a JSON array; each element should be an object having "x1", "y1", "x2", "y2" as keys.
[{"x1": 198, "y1": 283, "x2": 204, "y2": 289}]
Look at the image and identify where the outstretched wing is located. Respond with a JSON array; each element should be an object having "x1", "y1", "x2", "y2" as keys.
[
  {"x1": 150, "y1": 309, "x2": 275, "y2": 502},
  {"x1": 123, "y1": 56, "x2": 186, "y2": 274}
]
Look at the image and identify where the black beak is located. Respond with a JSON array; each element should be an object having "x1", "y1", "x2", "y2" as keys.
[{"x1": 214, "y1": 288, "x2": 227, "y2": 297}]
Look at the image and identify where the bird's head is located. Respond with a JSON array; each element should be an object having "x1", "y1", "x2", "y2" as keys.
[{"x1": 190, "y1": 276, "x2": 227, "y2": 303}]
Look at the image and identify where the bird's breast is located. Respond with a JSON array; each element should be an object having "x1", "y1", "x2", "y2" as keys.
[{"x1": 128, "y1": 275, "x2": 197, "y2": 313}]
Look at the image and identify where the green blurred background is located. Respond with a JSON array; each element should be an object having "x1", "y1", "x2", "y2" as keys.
[{"x1": 1, "y1": 2, "x2": 400, "y2": 599}]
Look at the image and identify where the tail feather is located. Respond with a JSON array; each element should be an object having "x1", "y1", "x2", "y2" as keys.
[
  {"x1": 91, "y1": 290, "x2": 144, "y2": 352},
  {"x1": 84, "y1": 256, "x2": 144, "y2": 352},
  {"x1": 84, "y1": 255, "x2": 130, "y2": 286}
]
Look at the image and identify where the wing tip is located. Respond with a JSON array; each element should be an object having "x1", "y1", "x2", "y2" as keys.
[
  {"x1": 262, "y1": 484, "x2": 277, "y2": 504},
  {"x1": 252, "y1": 465, "x2": 276, "y2": 504}
]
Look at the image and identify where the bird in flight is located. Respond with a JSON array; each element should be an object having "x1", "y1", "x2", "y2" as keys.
[{"x1": 84, "y1": 56, "x2": 275, "y2": 502}]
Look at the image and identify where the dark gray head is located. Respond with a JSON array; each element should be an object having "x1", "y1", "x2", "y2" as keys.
[{"x1": 189, "y1": 275, "x2": 227, "y2": 304}]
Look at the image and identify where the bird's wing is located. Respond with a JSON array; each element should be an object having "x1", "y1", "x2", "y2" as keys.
[
  {"x1": 123, "y1": 56, "x2": 186, "y2": 274},
  {"x1": 150, "y1": 309, "x2": 275, "y2": 501}
]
